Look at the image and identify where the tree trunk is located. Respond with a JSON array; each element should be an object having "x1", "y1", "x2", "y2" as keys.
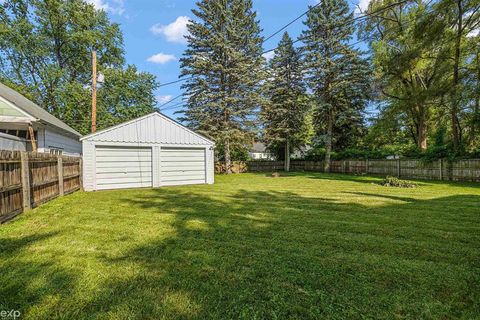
[
  {"x1": 418, "y1": 115, "x2": 427, "y2": 152},
  {"x1": 451, "y1": 0, "x2": 463, "y2": 152},
  {"x1": 224, "y1": 139, "x2": 232, "y2": 174},
  {"x1": 324, "y1": 111, "x2": 333, "y2": 173},
  {"x1": 284, "y1": 140, "x2": 290, "y2": 172}
]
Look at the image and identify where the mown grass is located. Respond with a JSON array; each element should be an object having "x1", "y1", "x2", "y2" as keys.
[{"x1": 0, "y1": 173, "x2": 479, "y2": 319}]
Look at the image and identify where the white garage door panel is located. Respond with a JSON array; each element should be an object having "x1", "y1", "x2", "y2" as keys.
[
  {"x1": 161, "y1": 147, "x2": 206, "y2": 186},
  {"x1": 95, "y1": 147, "x2": 152, "y2": 190}
]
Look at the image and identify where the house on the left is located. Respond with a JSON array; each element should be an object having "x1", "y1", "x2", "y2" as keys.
[{"x1": 0, "y1": 82, "x2": 81, "y2": 155}]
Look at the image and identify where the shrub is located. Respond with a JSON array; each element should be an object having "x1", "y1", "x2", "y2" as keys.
[{"x1": 379, "y1": 176, "x2": 417, "y2": 188}]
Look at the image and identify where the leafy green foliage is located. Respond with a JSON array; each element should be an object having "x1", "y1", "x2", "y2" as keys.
[
  {"x1": 180, "y1": 0, "x2": 265, "y2": 172},
  {"x1": 302, "y1": 0, "x2": 371, "y2": 171},
  {"x1": 261, "y1": 32, "x2": 311, "y2": 169},
  {"x1": 379, "y1": 176, "x2": 418, "y2": 188},
  {"x1": 362, "y1": 0, "x2": 480, "y2": 153},
  {"x1": 0, "y1": 0, "x2": 157, "y2": 134}
]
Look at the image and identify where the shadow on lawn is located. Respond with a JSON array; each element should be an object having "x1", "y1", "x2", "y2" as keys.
[
  {"x1": 81, "y1": 189, "x2": 479, "y2": 319},
  {"x1": 1, "y1": 187, "x2": 479, "y2": 319},
  {"x1": 0, "y1": 232, "x2": 77, "y2": 314}
]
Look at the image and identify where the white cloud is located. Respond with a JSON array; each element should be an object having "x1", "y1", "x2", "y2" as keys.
[
  {"x1": 150, "y1": 16, "x2": 191, "y2": 44},
  {"x1": 355, "y1": 0, "x2": 371, "y2": 14},
  {"x1": 156, "y1": 95, "x2": 173, "y2": 104},
  {"x1": 85, "y1": 0, "x2": 125, "y2": 15},
  {"x1": 147, "y1": 53, "x2": 176, "y2": 64},
  {"x1": 262, "y1": 51, "x2": 275, "y2": 62}
]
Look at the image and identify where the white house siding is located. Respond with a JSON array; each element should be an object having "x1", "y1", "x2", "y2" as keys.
[
  {"x1": 81, "y1": 113, "x2": 215, "y2": 191},
  {"x1": 0, "y1": 132, "x2": 26, "y2": 151},
  {"x1": 37, "y1": 128, "x2": 82, "y2": 155}
]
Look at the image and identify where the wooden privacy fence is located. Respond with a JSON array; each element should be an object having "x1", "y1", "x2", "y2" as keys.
[
  {"x1": 0, "y1": 150, "x2": 82, "y2": 223},
  {"x1": 215, "y1": 159, "x2": 480, "y2": 182}
]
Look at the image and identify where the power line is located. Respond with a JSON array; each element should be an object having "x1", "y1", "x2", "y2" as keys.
[
  {"x1": 161, "y1": 6, "x2": 425, "y2": 114},
  {"x1": 263, "y1": 1, "x2": 322, "y2": 43},
  {"x1": 157, "y1": 93, "x2": 184, "y2": 109},
  {"x1": 159, "y1": 0, "x2": 410, "y2": 110},
  {"x1": 158, "y1": 78, "x2": 188, "y2": 88},
  {"x1": 157, "y1": 0, "x2": 346, "y2": 90},
  {"x1": 263, "y1": 0, "x2": 410, "y2": 55}
]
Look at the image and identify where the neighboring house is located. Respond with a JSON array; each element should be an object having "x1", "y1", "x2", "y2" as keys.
[
  {"x1": 249, "y1": 142, "x2": 275, "y2": 160},
  {"x1": 0, "y1": 82, "x2": 81, "y2": 155},
  {"x1": 81, "y1": 112, "x2": 215, "y2": 191},
  {"x1": 248, "y1": 142, "x2": 311, "y2": 160}
]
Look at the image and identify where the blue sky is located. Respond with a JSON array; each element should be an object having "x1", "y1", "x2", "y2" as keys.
[{"x1": 88, "y1": 0, "x2": 370, "y2": 119}]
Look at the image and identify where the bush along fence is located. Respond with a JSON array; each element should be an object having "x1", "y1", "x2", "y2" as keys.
[
  {"x1": 0, "y1": 150, "x2": 82, "y2": 223},
  {"x1": 215, "y1": 159, "x2": 480, "y2": 182}
]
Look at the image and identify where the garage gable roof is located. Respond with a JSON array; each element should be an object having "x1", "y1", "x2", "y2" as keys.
[{"x1": 80, "y1": 112, "x2": 214, "y2": 145}]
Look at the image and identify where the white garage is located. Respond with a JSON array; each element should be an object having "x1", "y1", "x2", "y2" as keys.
[{"x1": 81, "y1": 112, "x2": 215, "y2": 191}]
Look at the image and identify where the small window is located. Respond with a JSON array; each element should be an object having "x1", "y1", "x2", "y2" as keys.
[{"x1": 49, "y1": 147, "x2": 63, "y2": 155}]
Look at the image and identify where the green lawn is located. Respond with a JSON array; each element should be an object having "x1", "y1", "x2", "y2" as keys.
[{"x1": 1, "y1": 173, "x2": 479, "y2": 319}]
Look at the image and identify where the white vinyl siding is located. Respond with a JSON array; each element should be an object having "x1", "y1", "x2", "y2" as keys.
[
  {"x1": 37, "y1": 128, "x2": 82, "y2": 155},
  {"x1": 161, "y1": 148, "x2": 206, "y2": 186},
  {"x1": 95, "y1": 147, "x2": 152, "y2": 190}
]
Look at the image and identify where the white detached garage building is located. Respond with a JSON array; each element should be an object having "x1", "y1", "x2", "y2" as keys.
[{"x1": 81, "y1": 112, "x2": 214, "y2": 191}]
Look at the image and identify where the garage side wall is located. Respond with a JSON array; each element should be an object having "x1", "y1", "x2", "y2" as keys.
[{"x1": 82, "y1": 140, "x2": 96, "y2": 191}]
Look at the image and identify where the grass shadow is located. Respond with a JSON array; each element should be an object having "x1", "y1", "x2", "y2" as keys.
[{"x1": 0, "y1": 175, "x2": 479, "y2": 319}]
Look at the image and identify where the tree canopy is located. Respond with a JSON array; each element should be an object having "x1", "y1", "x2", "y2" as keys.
[{"x1": 0, "y1": 0, "x2": 158, "y2": 134}]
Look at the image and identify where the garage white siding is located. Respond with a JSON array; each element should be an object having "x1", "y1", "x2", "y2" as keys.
[
  {"x1": 161, "y1": 148, "x2": 206, "y2": 186},
  {"x1": 95, "y1": 147, "x2": 152, "y2": 190},
  {"x1": 81, "y1": 112, "x2": 215, "y2": 191}
]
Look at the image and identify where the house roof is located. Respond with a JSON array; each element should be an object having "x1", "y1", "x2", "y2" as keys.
[
  {"x1": 0, "y1": 82, "x2": 81, "y2": 137},
  {"x1": 80, "y1": 112, "x2": 215, "y2": 145}
]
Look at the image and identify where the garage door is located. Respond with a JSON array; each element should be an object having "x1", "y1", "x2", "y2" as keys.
[
  {"x1": 161, "y1": 147, "x2": 206, "y2": 186},
  {"x1": 95, "y1": 147, "x2": 152, "y2": 190}
]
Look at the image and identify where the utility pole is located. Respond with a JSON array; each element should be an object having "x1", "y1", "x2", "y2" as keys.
[{"x1": 91, "y1": 50, "x2": 97, "y2": 133}]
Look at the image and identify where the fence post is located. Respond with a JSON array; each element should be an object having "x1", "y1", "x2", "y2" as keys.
[
  {"x1": 57, "y1": 157, "x2": 64, "y2": 196},
  {"x1": 366, "y1": 159, "x2": 369, "y2": 174},
  {"x1": 439, "y1": 159, "x2": 443, "y2": 181},
  {"x1": 343, "y1": 161, "x2": 346, "y2": 173},
  {"x1": 20, "y1": 152, "x2": 31, "y2": 211},
  {"x1": 397, "y1": 159, "x2": 401, "y2": 177}
]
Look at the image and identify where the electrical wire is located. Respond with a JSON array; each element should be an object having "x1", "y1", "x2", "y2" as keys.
[{"x1": 159, "y1": 0, "x2": 411, "y2": 110}]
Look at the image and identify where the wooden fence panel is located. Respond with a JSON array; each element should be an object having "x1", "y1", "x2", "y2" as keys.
[
  {"x1": 0, "y1": 151, "x2": 22, "y2": 222},
  {"x1": 451, "y1": 159, "x2": 480, "y2": 182},
  {"x1": 0, "y1": 151, "x2": 82, "y2": 223},
  {"x1": 215, "y1": 159, "x2": 480, "y2": 183},
  {"x1": 247, "y1": 161, "x2": 284, "y2": 172},
  {"x1": 29, "y1": 153, "x2": 60, "y2": 207},
  {"x1": 399, "y1": 160, "x2": 439, "y2": 180},
  {"x1": 346, "y1": 160, "x2": 367, "y2": 174},
  {"x1": 367, "y1": 160, "x2": 398, "y2": 176},
  {"x1": 63, "y1": 157, "x2": 82, "y2": 194}
]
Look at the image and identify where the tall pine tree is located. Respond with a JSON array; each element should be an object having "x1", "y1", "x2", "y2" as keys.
[
  {"x1": 180, "y1": 0, "x2": 264, "y2": 173},
  {"x1": 262, "y1": 32, "x2": 310, "y2": 171},
  {"x1": 302, "y1": 0, "x2": 371, "y2": 172}
]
